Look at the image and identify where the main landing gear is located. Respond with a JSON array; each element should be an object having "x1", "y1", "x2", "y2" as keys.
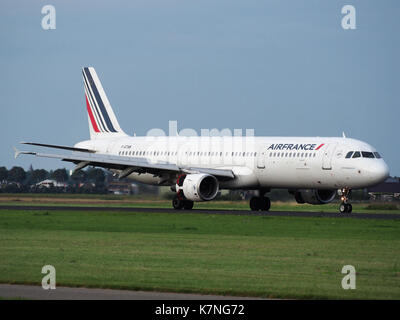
[
  {"x1": 172, "y1": 194, "x2": 194, "y2": 210},
  {"x1": 250, "y1": 196, "x2": 271, "y2": 211},
  {"x1": 338, "y1": 187, "x2": 352, "y2": 214},
  {"x1": 249, "y1": 195, "x2": 271, "y2": 211}
]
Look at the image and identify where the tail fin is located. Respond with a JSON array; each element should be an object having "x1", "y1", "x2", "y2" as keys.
[{"x1": 82, "y1": 67, "x2": 127, "y2": 140}]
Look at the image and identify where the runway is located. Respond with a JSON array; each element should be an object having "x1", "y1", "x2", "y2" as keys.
[
  {"x1": 0, "y1": 284, "x2": 262, "y2": 300},
  {"x1": 0, "y1": 205, "x2": 399, "y2": 220}
]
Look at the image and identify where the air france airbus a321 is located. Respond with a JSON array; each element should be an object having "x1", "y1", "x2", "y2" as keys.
[{"x1": 15, "y1": 67, "x2": 389, "y2": 213}]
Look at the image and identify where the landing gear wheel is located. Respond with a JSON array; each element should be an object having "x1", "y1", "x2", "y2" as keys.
[
  {"x1": 172, "y1": 195, "x2": 184, "y2": 209},
  {"x1": 260, "y1": 197, "x2": 271, "y2": 211},
  {"x1": 338, "y1": 187, "x2": 352, "y2": 214},
  {"x1": 339, "y1": 203, "x2": 352, "y2": 213},
  {"x1": 249, "y1": 196, "x2": 271, "y2": 211},
  {"x1": 183, "y1": 200, "x2": 194, "y2": 210},
  {"x1": 250, "y1": 197, "x2": 260, "y2": 211}
]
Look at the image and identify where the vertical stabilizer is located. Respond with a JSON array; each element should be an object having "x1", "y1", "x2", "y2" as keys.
[{"x1": 82, "y1": 67, "x2": 127, "y2": 140}]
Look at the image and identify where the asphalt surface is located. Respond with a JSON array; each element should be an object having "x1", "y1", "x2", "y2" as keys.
[
  {"x1": 0, "y1": 205, "x2": 399, "y2": 219},
  {"x1": 0, "y1": 284, "x2": 262, "y2": 300}
]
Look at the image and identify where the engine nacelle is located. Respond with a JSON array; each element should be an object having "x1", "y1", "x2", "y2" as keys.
[
  {"x1": 294, "y1": 189, "x2": 336, "y2": 205},
  {"x1": 177, "y1": 174, "x2": 219, "y2": 202}
]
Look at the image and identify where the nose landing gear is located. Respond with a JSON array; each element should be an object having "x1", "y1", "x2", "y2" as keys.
[{"x1": 338, "y1": 188, "x2": 352, "y2": 213}]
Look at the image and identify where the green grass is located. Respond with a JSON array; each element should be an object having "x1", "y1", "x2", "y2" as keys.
[
  {"x1": 0, "y1": 193, "x2": 133, "y2": 200},
  {"x1": 0, "y1": 208, "x2": 399, "y2": 299},
  {"x1": 365, "y1": 203, "x2": 399, "y2": 211}
]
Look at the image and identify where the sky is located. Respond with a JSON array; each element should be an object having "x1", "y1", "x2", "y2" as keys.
[{"x1": 0, "y1": 0, "x2": 399, "y2": 175}]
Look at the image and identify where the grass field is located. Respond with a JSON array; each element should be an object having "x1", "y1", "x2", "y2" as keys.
[{"x1": 0, "y1": 207, "x2": 399, "y2": 299}]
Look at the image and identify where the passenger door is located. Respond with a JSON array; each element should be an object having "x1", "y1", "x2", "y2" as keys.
[
  {"x1": 257, "y1": 148, "x2": 266, "y2": 169},
  {"x1": 322, "y1": 143, "x2": 337, "y2": 170}
]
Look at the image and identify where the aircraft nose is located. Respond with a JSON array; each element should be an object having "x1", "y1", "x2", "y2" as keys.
[{"x1": 370, "y1": 161, "x2": 389, "y2": 185}]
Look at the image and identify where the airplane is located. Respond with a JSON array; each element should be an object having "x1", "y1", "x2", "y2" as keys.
[{"x1": 15, "y1": 67, "x2": 390, "y2": 213}]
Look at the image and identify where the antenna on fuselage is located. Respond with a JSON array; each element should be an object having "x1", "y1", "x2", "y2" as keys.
[{"x1": 342, "y1": 132, "x2": 347, "y2": 138}]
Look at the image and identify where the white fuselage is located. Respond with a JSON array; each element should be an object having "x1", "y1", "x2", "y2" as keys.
[{"x1": 75, "y1": 136, "x2": 389, "y2": 191}]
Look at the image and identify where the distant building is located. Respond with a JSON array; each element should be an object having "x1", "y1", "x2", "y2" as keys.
[
  {"x1": 367, "y1": 177, "x2": 400, "y2": 201},
  {"x1": 78, "y1": 182, "x2": 96, "y2": 188},
  {"x1": 36, "y1": 179, "x2": 67, "y2": 188},
  {"x1": 107, "y1": 181, "x2": 138, "y2": 195}
]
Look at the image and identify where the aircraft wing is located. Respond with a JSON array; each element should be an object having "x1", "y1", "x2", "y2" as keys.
[
  {"x1": 14, "y1": 148, "x2": 235, "y2": 180},
  {"x1": 20, "y1": 142, "x2": 95, "y2": 153}
]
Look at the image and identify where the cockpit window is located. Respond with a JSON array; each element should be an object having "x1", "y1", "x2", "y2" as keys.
[
  {"x1": 347, "y1": 151, "x2": 379, "y2": 159},
  {"x1": 362, "y1": 151, "x2": 375, "y2": 158},
  {"x1": 345, "y1": 151, "x2": 353, "y2": 158}
]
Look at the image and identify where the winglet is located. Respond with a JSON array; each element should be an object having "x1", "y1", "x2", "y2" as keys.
[
  {"x1": 13, "y1": 147, "x2": 20, "y2": 159},
  {"x1": 13, "y1": 147, "x2": 36, "y2": 159}
]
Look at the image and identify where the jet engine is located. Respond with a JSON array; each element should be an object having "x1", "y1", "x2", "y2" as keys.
[
  {"x1": 176, "y1": 173, "x2": 219, "y2": 202},
  {"x1": 294, "y1": 189, "x2": 336, "y2": 205}
]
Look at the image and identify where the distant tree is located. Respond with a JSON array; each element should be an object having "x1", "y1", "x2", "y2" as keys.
[
  {"x1": 7, "y1": 166, "x2": 26, "y2": 184},
  {"x1": 87, "y1": 168, "x2": 105, "y2": 185},
  {"x1": 31, "y1": 169, "x2": 49, "y2": 184},
  {"x1": 71, "y1": 170, "x2": 87, "y2": 184},
  {"x1": 0, "y1": 167, "x2": 8, "y2": 182},
  {"x1": 52, "y1": 168, "x2": 68, "y2": 182}
]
